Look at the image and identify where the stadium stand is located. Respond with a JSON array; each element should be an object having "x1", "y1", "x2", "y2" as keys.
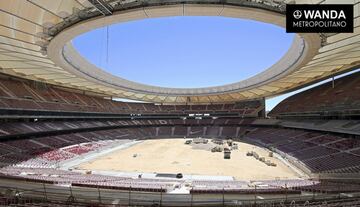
[
  {"x1": 0, "y1": 118, "x2": 253, "y2": 139},
  {"x1": 246, "y1": 127, "x2": 360, "y2": 173},
  {"x1": 0, "y1": 77, "x2": 359, "y2": 205},
  {"x1": 0, "y1": 75, "x2": 264, "y2": 117},
  {"x1": 0, "y1": 123, "x2": 359, "y2": 178},
  {"x1": 269, "y1": 71, "x2": 360, "y2": 118}
]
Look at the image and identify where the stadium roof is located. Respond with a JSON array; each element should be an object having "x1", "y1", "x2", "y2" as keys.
[{"x1": 0, "y1": 0, "x2": 359, "y2": 103}]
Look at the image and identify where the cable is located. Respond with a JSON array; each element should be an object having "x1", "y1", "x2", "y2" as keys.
[{"x1": 106, "y1": 25, "x2": 109, "y2": 69}]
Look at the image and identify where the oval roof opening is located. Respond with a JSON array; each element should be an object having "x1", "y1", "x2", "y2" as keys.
[{"x1": 73, "y1": 16, "x2": 294, "y2": 88}]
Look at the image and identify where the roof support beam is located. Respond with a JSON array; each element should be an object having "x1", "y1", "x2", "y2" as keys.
[{"x1": 87, "y1": 0, "x2": 113, "y2": 16}]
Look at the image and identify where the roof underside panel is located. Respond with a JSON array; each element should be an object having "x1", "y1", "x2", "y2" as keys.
[{"x1": 0, "y1": 0, "x2": 358, "y2": 103}]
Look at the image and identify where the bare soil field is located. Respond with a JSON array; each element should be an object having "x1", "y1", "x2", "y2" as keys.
[{"x1": 77, "y1": 138, "x2": 300, "y2": 180}]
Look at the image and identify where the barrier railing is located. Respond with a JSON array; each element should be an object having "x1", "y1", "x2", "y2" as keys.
[{"x1": 0, "y1": 182, "x2": 359, "y2": 207}]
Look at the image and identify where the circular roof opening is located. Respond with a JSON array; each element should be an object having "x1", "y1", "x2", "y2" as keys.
[{"x1": 73, "y1": 16, "x2": 294, "y2": 88}]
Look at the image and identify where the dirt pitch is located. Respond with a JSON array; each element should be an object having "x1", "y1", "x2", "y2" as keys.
[{"x1": 77, "y1": 138, "x2": 301, "y2": 180}]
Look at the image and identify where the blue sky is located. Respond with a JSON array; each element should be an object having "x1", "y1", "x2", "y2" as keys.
[{"x1": 73, "y1": 16, "x2": 300, "y2": 110}]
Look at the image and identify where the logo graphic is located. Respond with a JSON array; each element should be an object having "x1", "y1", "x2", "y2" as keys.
[
  {"x1": 293, "y1": 10, "x2": 302, "y2": 19},
  {"x1": 286, "y1": 4, "x2": 353, "y2": 33}
]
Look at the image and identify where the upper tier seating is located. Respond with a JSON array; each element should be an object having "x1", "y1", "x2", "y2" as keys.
[
  {"x1": 0, "y1": 76, "x2": 264, "y2": 117},
  {"x1": 269, "y1": 71, "x2": 360, "y2": 118}
]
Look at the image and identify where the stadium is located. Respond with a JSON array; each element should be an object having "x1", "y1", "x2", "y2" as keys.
[{"x1": 0, "y1": 0, "x2": 360, "y2": 206}]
